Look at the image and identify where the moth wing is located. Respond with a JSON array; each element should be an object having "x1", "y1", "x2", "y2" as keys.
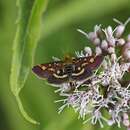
[
  {"x1": 32, "y1": 65, "x2": 50, "y2": 79},
  {"x1": 32, "y1": 61, "x2": 68, "y2": 85},
  {"x1": 72, "y1": 55, "x2": 103, "y2": 81},
  {"x1": 86, "y1": 55, "x2": 104, "y2": 70},
  {"x1": 47, "y1": 75, "x2": 68, "y2": 85}
]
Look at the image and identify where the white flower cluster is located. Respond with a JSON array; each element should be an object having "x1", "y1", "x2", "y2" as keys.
[{"x1": 55, "y1": 18, "x2": 130, "y2": 129}]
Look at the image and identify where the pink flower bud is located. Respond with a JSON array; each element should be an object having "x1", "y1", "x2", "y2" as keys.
[
  {"x1": 94, "y1": 25, "x2": 101, "y2": 33},
  {"x1": 111, "y1": 53, "x2": 117, "y2": 62},
  {"x1": 88, "y1": 32, "x2": 97, "y2": 41},
  {"x1": 127, "y1": 127, "x2": 130, "y2": 130},
  {"x1": 124, "y1": 42, "x2": 130, "y2": 48},
  {"x1": 114, "y1": 18, "x2": 130, "y2": 38},
  {"x1": 123, "y1": 120, "x2": 130, "y2": 127},
  {"x1": 93, "y1": 38, "x2": 100, "y2": 45},
  {"x1": 123, "y1": 50, "x2": 130, "y2": 61},
  {"x1": 127, "y1": 34, "x2": 130, "y2": 42},
  {"x1": 108, "y1": 47, "x2": 115, "y2": 54},
  {"x1": 101, "y1": 40, "x2": 108, "y2": 49},
  {"x1": 107, "y1": 26, "x2": 113, "y2": 37},
  {"x1": 108, "y1": 119, "x2": 114, "y2": 126},
  {"x1": 108, "y1": 37, "x2": 116, "y2": 46},
  {"x1": 84, "y1": 47, "x2": 92, "y2": 56},
  {"x1": 95, "y1": 46, "x2": 102, "y2": 55},
  {"x1": 123, "y1": 113, "x2": 130, "y2": 127},
  {"x1": 102, "y1": 60, "x2": 108, "y2": 69},
  {"x1": 117, "y1": 38, "x2": 125, "y2": 46},
  {"x1": 122, "y1": 42, "x2": 130, "y2": 61},
  {"x1": 115, "y1": 25, "x2": 125, "y2": 38},
  {"x1": 123, "y1": 113, "x2": 129, "y2": 120}
]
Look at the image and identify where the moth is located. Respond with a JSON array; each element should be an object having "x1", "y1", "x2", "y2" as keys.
[{"x1": 32, "y1": 55, "x2": 104, "y2": 89}]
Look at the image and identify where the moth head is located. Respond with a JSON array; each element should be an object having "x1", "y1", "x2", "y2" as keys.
[{"x1": 63, "y1": 54, "x2": 73, "y2": 64}]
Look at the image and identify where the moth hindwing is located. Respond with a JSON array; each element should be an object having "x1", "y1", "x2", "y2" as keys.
[{"x1": 32, "y1": 55, "x2": 103, "y2": 85}]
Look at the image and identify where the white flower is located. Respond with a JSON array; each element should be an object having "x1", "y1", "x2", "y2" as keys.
[{"x1": 54, "y1": 18, "x2": 130, "y2": 130}]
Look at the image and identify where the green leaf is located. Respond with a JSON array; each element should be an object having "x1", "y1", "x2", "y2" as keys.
[{"x1": 10, "y1": 0, "x2": 48, "y2": 124}]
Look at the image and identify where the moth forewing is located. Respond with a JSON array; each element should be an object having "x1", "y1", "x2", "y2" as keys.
[
  {"x1": 32, "y1": 61, "x2": 69, "y2": 85},
  {"x1": 32, "y1": 65, "x2": 50, "y2": 79},
  {"x1": 71, "y1": 55, "x2": 103, "y2": 80}
]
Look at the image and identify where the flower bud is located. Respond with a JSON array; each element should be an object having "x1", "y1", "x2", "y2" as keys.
[
  {"x1": 101, "y1": 40, "x2": 108, "y2": 49},
  {"x1": 108, "y1": 119, "x2": 114, "y2": 126},
  {"x1": 84, "y1": 47, "x2": 92, "y2": 56},
  {"x1": 102, "y1": 60, "x2": 108, "y2": 69},
  {"x1": 123, "y1": 120, "x2": 130, "y2": 127},
  {"x1": 102, "y1": 78, "x2": 110, "y2": 86},
  {"x1": 122, "y1": 42, "x2": 130, "y2": 61},
  {"x1": 108, "y1": 47, "x2": 115, "y2": 54},
  {"x1": 123, "y1": 50, "x2": 130, "y2": 61},
  {"x1": 115, "y1": 25, "x2": 125, "y2": 38},
  {"x1": 107, "y1": 26, "x2": 113, "y2": 37},
  {"x1": 88, "y1": 32, "x2": 97, "y2": 41},
  {"x1": 124, "y1": 42, "x2": 130, "y2": 48},
  {"x1": 123, "y1": 113, "x2": 130, "y2": 127},
  {"x1": 95, "y1": 46, "x2": 102, "y2": 55},
  {"x1": 116, "y1": 38, "x2": 125, "y2": 46},
  {"x1": 111, "y1": 53, "x2": 117, "y2": 63},
  {"x1": 94, "y1": 25, "x2": 101, "y2": 32},
  {"x1": 114, "y1": 18, "x2": 130, "y2": 38},
  {"x1": 124, "y1": 113, "x2": 129, "y2": 119},
  {"x1": 108, "y1": 37, "x2": 116, "y2": 47},
  {"x1": 127, "y1": 34, "x2": 130, "y2": 42},
  {"x1": 93, "y1": 38, "x2": 100, "y2": 45},
  {"x1": 127, "y1": 127, "x2": 130, "y2": 130}
]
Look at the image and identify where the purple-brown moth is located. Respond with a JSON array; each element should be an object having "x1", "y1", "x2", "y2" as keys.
[{"x1": 32, "y1": 55, "x2": 104, "y2": 88}]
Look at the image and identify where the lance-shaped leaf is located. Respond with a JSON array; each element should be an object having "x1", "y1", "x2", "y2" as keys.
[{"x1": 10, "y1": 0, "x2": 48, "y2": 124}]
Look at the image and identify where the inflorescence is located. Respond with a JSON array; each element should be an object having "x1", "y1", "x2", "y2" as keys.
[{"x1": 54, "y1": 18, "x2": 130, "y2": 129}]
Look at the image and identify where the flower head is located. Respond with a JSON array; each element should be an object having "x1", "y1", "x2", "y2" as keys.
[{"x1": 54, "y1": 18, "x2": 130, "y2": 130}]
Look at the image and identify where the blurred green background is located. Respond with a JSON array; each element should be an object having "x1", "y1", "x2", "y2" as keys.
[{"x1": 0, "y1": 0, "x2": 130, "y2": 130}]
